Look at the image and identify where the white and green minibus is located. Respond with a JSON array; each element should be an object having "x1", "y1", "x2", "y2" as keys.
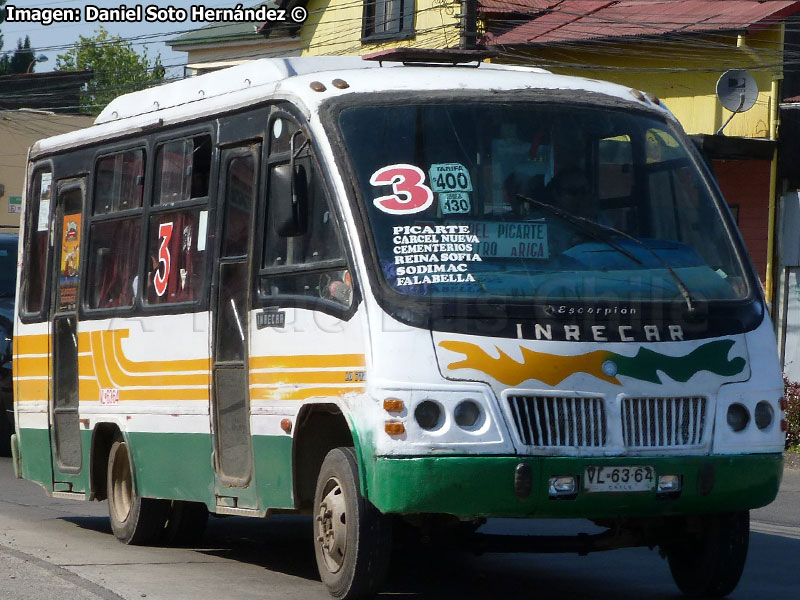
[{"x1": 12, "y1": 52, "x2": 785, "y2": 599}]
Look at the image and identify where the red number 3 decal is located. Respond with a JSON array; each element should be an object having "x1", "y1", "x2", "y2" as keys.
[
  {"x1": 154, "y1": 222, "x2": 173, "y2": 297},
  {"x1": 370, "y1": 164, "x2": 433, "y2": 215}
]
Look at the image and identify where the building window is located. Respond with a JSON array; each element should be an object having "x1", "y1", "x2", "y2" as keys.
[{"x1": 362, "y1": 0, "x2": 415, "y2": 41}]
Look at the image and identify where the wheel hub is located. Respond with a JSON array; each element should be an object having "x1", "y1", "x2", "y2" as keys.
[
  {"x1": 110, "y1": 444, "x2": 133, "y2": 523},
  {"x1": 316, "y1": 477, "x2": 348, "y2": 573}
]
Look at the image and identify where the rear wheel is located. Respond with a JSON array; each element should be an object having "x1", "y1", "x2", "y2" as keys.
[
  {"x1": 107, "y1": 437, "x2": 169, "y2": 545},
  {"x1": 313, "y1": 447, "x2": 391, "y2": 599},
  {"x1": 663, "y1": 511, "x2": 749, "y2": 597}
]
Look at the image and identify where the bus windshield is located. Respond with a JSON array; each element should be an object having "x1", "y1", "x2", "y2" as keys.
[{"x1": 338, "y1": 101, "x2": 749, "y2": 304}]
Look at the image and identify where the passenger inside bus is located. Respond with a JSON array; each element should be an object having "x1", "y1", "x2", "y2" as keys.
[{"x1": 545, "y1": 166, "x2": 598, "y2": 221}]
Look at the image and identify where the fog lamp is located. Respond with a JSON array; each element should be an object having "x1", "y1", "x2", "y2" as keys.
[
  {"x1": 755, "y1": 401, "x2": 774, "y2": 430},
  {"x1": 726, "y1": 403, "x2": 749, "y2": 432},
  {"x1": 548, "y1": 476, "x2": 576, "y2": 497},
  {"x1": 657, "y1": 474, "x2": 681, "y2": 494}
]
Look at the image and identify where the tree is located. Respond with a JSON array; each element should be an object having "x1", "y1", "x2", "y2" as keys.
[
  {"x1": 7, "y1": 36, "x2": 35, "y2": 74},
  {"x1": 55, "y1": 26, "x2": 165, "y2": 115},
  {"x1": 0, "y1": 0, "x2": 7, "y2": 75}
]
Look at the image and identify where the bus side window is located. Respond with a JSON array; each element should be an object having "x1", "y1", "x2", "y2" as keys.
[
  {"x1": 21, "y1": 168, "x2": 53, "y2": 317},
  {"x1": 153, "y1": 135, "x2": 212, "y2": 205},
  {"x1": 144, "y1": 208, "x2": 208, "y2": 305},
  {"x1": 94, "y1": 149, "x2": 144, "y2": 214},
  {"x1": 87, "y1": 218, "x2": 141, "y2": 309},
  {"x1": 261, "y1": 154, "x2": 351, "y2": 309},
  {"x1": 86, "y1": 149, "x2": 145, "y2": 310}
]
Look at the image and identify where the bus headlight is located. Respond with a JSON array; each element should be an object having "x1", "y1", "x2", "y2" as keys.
[
  {"x1": 414, "y1": 400, "x2": 442, "y2": 431},
  {"x1": 754, "y1": 401, "x2": 774, "y2": 430},
  {"x1": 454, "y1": 399, "x2": 482, "y2": 429},
  {"x1": 726, "y1": 403, "x2": 750, "y2": 432}
]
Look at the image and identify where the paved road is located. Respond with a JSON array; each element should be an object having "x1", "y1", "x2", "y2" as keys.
[{"x1": 0, "y1": 456, "x2": 798, "y2": 599}]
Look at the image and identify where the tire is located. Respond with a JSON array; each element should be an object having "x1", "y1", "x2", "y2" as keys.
[
  {"x1": 106, "y1": 437, "x2": 169, "y2": 545},
  {"x1": 313, "y1": 447, "x2": 391, "y2": 600},
  {"x1": 664, "y1": 511, "x2": 749, "y2": 597},
  {"x1": 163, "y1": 500, "x2": 209, "y2": 546}
]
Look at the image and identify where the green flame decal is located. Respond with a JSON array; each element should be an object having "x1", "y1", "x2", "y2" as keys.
[{"x1": 612, "y1": 339, "x2": 745, "y2": 384}]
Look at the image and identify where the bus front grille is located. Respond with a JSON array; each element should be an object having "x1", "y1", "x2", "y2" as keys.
[
  {"x1": 621, "y1": 396, "x2": 706, "y2": 448},
  {"x1": 508, "y1": 395, "x2": 606, "y2": 447}
]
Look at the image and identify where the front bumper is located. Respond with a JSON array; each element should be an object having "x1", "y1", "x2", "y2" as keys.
[{"x1": 365, "y1": 453, "x2": 783, "y2": 520}]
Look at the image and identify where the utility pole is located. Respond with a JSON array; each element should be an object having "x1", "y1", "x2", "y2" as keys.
[{"x1": 460, "y1": 0, "x2": 478, "y2": 49}]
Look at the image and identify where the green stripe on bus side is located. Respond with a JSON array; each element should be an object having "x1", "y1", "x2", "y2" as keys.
[
  {"x1": 18, "y1": 429, "x2": 296, "y2": 511},
  {"x1": 17, "y1": 428, "x2": 53, "y2": 488},
  {"x1": 126, "y1": 432, "x2": 216, "y2": 504},
  {"x1": 252, "y1": 434, "x2": 294, "y2": 509},
  {"x1": 128, "y1": 432, "x2": 295, "y2": 509}
]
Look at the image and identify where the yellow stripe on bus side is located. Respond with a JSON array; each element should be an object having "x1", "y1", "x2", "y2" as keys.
[
  {"x1": 103, "y1": 330, "x2": 208, "y2": 387},
  {"x1": 112, "y1": 330, "x2": 209, "y2": 374},
  {"x1": 16, "y1": 379, "x2": 48, "y2": 401},
  {"x1": 14, "y1": 356, "x2": 49, "y2": 375},
  {"x1": 249, "y1": 370, "x2": 358, "y2": 385},
  {"x1": 79, "y1": 378, "x2": 101, "y2": 400},
  {"x1": 15, "y1": 334, "x2": 49, "y2": 356},
  {"x1": 250, "y1": 386, "x2": 366, "y2": 401},
  {"x1": 90, "y1": 330, "x2": 115, "y2": 389},
  {"x1": 249, "y1": 354, "x2": 365, "y2": 370},
  {"x1": 118, "y1": 388, "x2": 209, "y2": 401}
]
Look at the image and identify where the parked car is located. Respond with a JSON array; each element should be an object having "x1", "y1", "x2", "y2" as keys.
[{"x1": 0, "y1": 232, "x2": 18, "y2": 455}]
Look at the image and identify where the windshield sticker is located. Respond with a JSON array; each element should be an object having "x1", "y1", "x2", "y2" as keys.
[
  {"x1": 458, "y1": 220, "x2": 549, "y2": 259},
  {"x1": 429, "y1": 163, "x2": 473, "y2": 193},
  {"x1": 439, "y1": 191, "x2": 471, "y2": 215},
  {"x1": 370, "y1": 164, "x2": 434, "y2": 215},
  {"x1": 391, "y1": 224, "x2": 481, "y2": 287}
]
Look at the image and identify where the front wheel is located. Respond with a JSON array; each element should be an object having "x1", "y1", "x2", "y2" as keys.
[
  {"x1": 313, "y1": 447, "x2": 391, "y2": 600},
  {"x1": 107, "y1": 437, "x2": 169, "y2": 545},
  {"x1": 663, "y1": 510, "x2": 749, "y2": 597}
]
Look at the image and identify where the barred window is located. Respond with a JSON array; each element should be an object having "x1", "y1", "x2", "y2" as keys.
[{"x1": 362, "y1": 0, "x2": 415, "y2": 41}]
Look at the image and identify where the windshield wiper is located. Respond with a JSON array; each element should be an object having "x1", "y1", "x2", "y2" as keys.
[{"x1": 518, "y1": 194, "x2": 696, "y2": 313}]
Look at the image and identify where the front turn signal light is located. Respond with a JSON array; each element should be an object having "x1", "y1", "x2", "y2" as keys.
[
  {"x1": 383, "y1": 398, "x2": 404, "y2": 413},
  {"x1": 385, "y1": 421, "x2": 405, "y2": 435}
]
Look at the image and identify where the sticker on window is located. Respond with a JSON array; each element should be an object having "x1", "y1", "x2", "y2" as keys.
[
  {"x1": 370, "y1": 164, "x2": 434, "y2": 215},
  {"x1": 439, "y1": 191, "x2": 471, "y2": 215},
  {"x1": 456, "y1": 220, "x2": 549, "y2": 259},
  {"x1": 428, "y1": 163, "x2": 472, "y2": 193}
]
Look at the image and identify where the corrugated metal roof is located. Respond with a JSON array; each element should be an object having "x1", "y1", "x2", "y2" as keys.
[
  {"x1": 479, "y1": 0, "x2": 561, "y2": 14},
  {"x1": 486, "y1": 0, "x2": 800, "y2": 46}
]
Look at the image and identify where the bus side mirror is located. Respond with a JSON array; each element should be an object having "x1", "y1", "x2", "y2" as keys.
[{"x1": 271, "y1": 162, "x2": 308, "y2": 237}]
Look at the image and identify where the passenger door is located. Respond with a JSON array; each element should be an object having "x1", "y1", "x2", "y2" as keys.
[
  {"x1": 50, "y1": 178, "x2": 85, "y2": 489},
  {"x1": 211, "y1": 144, "x2": 260, "y2": 511}
]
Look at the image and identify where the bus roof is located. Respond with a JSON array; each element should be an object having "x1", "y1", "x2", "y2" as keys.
[{"x1": 30, "y1": 56, "x2": 668, "y2": 157}]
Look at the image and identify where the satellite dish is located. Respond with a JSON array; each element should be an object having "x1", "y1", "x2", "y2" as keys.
[
  {"x1": 716, "y1": 69, "x2": 758, "y2": 135},
  {"x1": 717, "y1": 69, "x2": 758, "y2": 112}
]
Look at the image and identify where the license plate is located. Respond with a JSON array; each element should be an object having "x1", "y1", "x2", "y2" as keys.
[{"x1": 584, "y1": 465, "x2": 655, "y2": 493}]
